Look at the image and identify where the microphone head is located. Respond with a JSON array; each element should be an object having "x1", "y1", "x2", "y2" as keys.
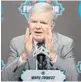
[
  {"x1": 37, "y1": 53, "x2": 45, "y2": 62},
  {"x1": 33, "y1": 46, "x2": 50, "y2": 58}
]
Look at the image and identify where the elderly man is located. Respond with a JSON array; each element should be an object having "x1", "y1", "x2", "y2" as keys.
[{"x1": 2, "y1": 2, "x2": 78, "y2": 81}]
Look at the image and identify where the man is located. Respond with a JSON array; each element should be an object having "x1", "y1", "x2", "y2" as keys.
[{"x1": 2, "y1": 2, "x2": 78, "y2": 81}]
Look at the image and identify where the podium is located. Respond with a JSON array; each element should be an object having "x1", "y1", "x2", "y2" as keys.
[{"x1": 21, "y1": 70, "x2": 66, "y2": 82}]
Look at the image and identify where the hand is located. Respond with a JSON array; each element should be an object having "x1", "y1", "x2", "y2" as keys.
[
  {"x1": 21, "y1": 28, "x2": 32, "y2": 61},
  {"x1": 24, "y1": 27, "x2": 33, "y2": 55},
  {"x1": 45, "y1": 27, "x2": 56, "y2": 61}
]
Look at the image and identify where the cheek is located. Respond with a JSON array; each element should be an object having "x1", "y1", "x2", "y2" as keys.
[
  {"x1": 29, "y1": 24, "x2": 34, "y2": 33},
  {"x1": 43, "y1": 26, "x2": 48, "y2": 34},
  {"x1": 30, "y1": 28, "x2": 34, "y2": 34},
  {"x1": 41, "y1": 24, "x2": 47, "y2": 30}
]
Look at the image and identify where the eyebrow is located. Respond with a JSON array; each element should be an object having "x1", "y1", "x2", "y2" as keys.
[
  {"x1": 40, "y1": 21, "x2": 48, "y2": 24},
  {"x1": 30, "y1": 19, "x2": 48, "y2": 24}
]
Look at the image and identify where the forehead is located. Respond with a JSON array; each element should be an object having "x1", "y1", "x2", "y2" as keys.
[{"x1": 29, "y1": 11, "x2": 52, "y2": 22}]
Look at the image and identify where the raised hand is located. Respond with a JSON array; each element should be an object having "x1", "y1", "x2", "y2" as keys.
[
  {"x1": 45, "y1": 27, "x2": 56, "y2": 61},
  {"x1": 24, "y1": 27, "x2": 33, "y2": 55},
  {"x1": 20, "y1": 28, "x2": 33, "y2": 61}
]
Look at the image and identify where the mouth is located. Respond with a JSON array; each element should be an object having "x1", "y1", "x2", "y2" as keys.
[
  {"x1": 34, "y1": 31, "x2": 43, "y2": 36},
  {"x1": 34, "y1": 31, "x2": 43, "y2": 34},
  {"x1": 35, "y1": 31, "x2": 42, "y2": 33}
]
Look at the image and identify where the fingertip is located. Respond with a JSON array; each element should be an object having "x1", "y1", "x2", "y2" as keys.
[
  {"x1": 27, "y1": 27, "x2": 29, "y2": 31},
  {"x1": 26, "y1": 27, "x2": 30, "y2": 35}
]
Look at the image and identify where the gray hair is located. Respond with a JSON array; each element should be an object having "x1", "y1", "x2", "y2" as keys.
[{"x1": 28, "y1": 2, "x2": 57, "y2": 29}]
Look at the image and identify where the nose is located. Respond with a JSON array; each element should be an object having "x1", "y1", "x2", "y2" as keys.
[{"x1": 35, "y1": 22, "x2": 41, "y2": 29}]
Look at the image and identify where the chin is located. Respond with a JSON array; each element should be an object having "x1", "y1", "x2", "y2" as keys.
[{"x1": 33, "y1": 37, "x2": 44, "y2": 42}]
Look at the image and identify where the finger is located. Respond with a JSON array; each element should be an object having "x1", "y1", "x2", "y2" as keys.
[
  {"x1": 25, "y1": 27, "x2": 30, "y2": 38},
  {"x1": 48, "y1": 27, "x2": 52, "y2": 40},
  {"x1": 29, "y1": 34, "x2": 32, "y2": 44},
  {"x1": 45, "y1": 27, "x2": 53, "y2": 48},
  {"x1": 29, "y1": 35, "x2": 33, "y2": 51},
  {"x1": 45, "y1": 33, "x2": 48, "y2": 48},
  {"x1": 45, "y1": 27, "x2": 50, "y2": 48},
  {"x1": 45, "y1": 27, "x2": 52, "y2": 41},
  {"x1": 25, "y1": 34, "x2": 32, "y2": 55},
  {"x1": 48, "y1": 27, "x2": 53, "y2": 46},
  {"x1": 24, "y1": 28, "x2": 30, "y2": 43}
]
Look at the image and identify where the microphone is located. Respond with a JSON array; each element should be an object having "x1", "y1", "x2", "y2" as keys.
[
  {"x1": 37, "y1": 53, "x2": 47, "y2": 70},
  {"x1": 33, "y1": 43, "x2": 50, "y2": 70}
]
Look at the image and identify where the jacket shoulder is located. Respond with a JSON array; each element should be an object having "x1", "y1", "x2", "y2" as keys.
[
  {"x1": 10, "y1": 35, "x2": 25, "y2": 51},
  {"x1": 11, "y1": 35, "x2": 25, "y2": 43},
  {"x1": 57, "y1": 33, "x2": 74, "y2": 45}
]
